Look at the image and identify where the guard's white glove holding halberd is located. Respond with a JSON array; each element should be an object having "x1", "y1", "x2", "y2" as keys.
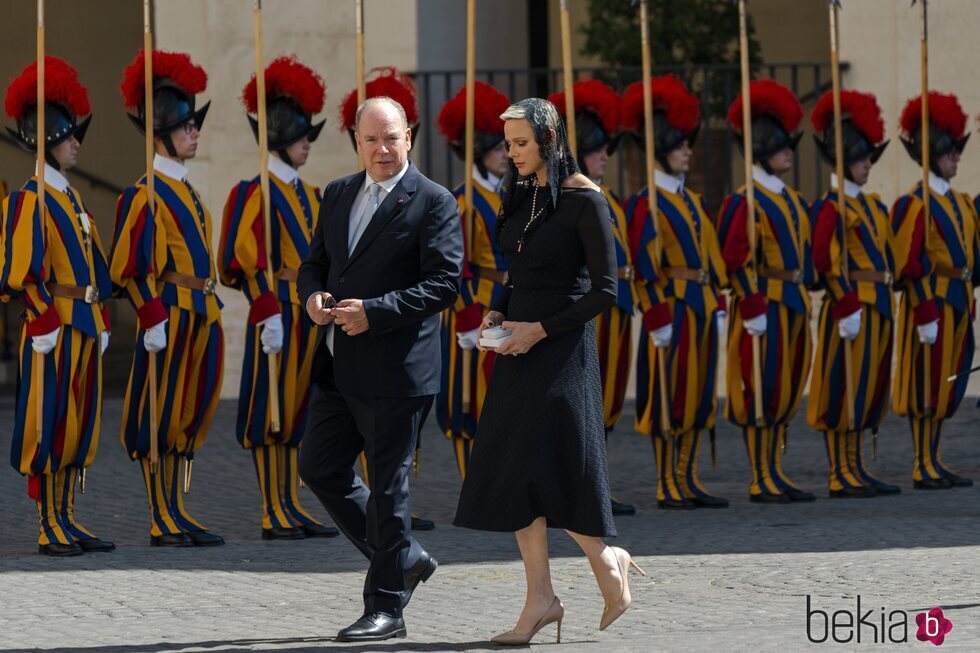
[
  {"x1": 31, "y1": 327, "x2": 60, "y2": 355},
  {"x1": 144, "y1": 320, "x2": 168, "y2": 353},
  {"x1": 259, "y1": 314, "x2": 284, "y2": 354},
  {"x1": 650, "y1": 324, "x2": 673, "y2": 348},
  {"x1": 716, "y1": 310, "x2": 728, "y2": 336},
  {"x1": 100, "y1": 331, "x2": 110, "y2": 355},
  {"x1": 456, "y1": 327, "x2": 480, "y2": 350},
  {"x1": 838, "y1": 308, "x2": 862, "y2": 341},
  {"x1": 917, "y1": 319, "x2": 939, "y2": 345},
  {"x1": 744, "y1": 313, "x2": 767, "y2": 337}
]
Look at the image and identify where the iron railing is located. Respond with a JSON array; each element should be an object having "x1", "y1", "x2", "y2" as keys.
[{"x1": 409, "y1": 62, "x2": 843, "y2": 212}]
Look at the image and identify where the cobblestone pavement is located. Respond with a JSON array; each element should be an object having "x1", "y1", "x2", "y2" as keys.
[{"x1": 2, "y1": 396, "x2": 980, "y2": 652}]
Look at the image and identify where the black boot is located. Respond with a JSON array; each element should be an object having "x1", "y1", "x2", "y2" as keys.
[
  {"x1": 411, "y1": 515, "x2": 435, "y2": 531},
  {"x1": 262, "y1": 527, "x2": 306, "y2": 540},
  {"x1": 829, "y1": 486, "x2": 877, "y2": 499},
  {"x1": 610, "y1": 498, "x2": 636, "y2": 515},
  {"x1": 77, "y1": 538, "x2": 116, "y2": 552},
  {"x1": 39, "y1": 542, "x2": 83, "y2": 556},
  {"x1": 301, "y1": 523, "x2": 340, "y2": 538},
  {"x1": 150, "y1": 533, "x2": 194, "y2": 547}
]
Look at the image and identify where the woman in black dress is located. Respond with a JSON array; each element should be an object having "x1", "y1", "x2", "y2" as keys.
[{"x1": 454, "y1": 98, "x2": 645, "y2": 645}]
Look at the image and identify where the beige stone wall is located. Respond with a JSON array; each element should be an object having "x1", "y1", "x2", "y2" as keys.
[
  {"x1": 154, "y1": 0, "x2": 418, "y2": 398},
  {"x1": 840, "y1": 0, "x2": 980, "y2": 201}
]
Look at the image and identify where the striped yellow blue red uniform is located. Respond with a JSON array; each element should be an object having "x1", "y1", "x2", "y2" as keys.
[
  {"x1": 891, "y1": 181, "x2": 978, "y2": 483},
  {"x1": 436, "y1": 180, "x2": 504, "y2": 478},
  {"x1": 627, "y1": 180, "x2": 727, "y2": 503},
  {"x1": 0, "y1": 175, "x2": 111, "y2": 546},
  {"x1": 218, "y1": 170, "x2": 326, "y2": 531},
  {"x1": 596, "y1": 185, "x2": 635, "y2": 433},
  {"x1": 807, "y1": 187, "x2": 896, "y2": 492},
  {"x1": 110, "y1": 166, "x2": 224, "y2": 538},
  {"x1": 717, "y1": 180, "x2": 814, "y2": 498}
]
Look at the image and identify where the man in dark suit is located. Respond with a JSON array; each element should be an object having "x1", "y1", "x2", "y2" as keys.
[{"x1": 297, "y1": 97, "x2": 463, "y2": 642}]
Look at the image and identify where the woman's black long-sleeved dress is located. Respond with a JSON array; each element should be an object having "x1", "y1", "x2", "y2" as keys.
[{"x1": 454, "y1": 185, "x2": 618, "y2": 537}]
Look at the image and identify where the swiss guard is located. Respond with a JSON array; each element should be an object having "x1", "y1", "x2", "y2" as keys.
[
  {"x1": 717, "y1": 79, "x2": 816, "y2": 504},
  {"x1": 891, "y1": 91, "x2": 977, "y2": 490},
  {"x1": 623, "y1": 75, "x2": 729, "y2": 510},
  {"x1": 435, "y1": 81, "x2": 510, "y2": 480},
  {"x1": 338, "y1": 66, "x2": 434, "y2": 531},
  {"x1": 218, "y1": 55, "x2": 338, "y2": 539},
  {"x1": 807, "y1": 90, "x2": 900, "y2": 498},
  {"x1": 1, "y1": 57, "x2": 114, "y2": 556},
  {"x1": 549, "y1": 79, "x2": 636, "y2": 515},
  {"x1": 111, "y1": 50, "x2": 225, "y2": 547}
]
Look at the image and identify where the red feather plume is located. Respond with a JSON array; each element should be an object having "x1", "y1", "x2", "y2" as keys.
[
  {"x1": 5, "y1": 56, "x2": 90, "y2": 120},
  {"x1": 548, "y1": 79, "x2": 621, "y2": 136},
  {"x1": 621, "y1": 75, "x2": 699, "y2": 135},
  {"x1": 339, "y1": 67, "x2": 418, "y2": 131},
  {"x1": 899, "y1": 91, "x2": 966, "y2": 139},
  {"x1": 242, "y1": 55, "x2": 326, "y2": 115},
  {"x1": 120, "y1": 50, "x2": 207, "y2": 109},
  {"x1": 727, "y1": 79, "x2": 802, "y2": 134},
  {"x1": 811, "y1": 89, "x2": 885, "y2": 145},
  {"x1": 437, "y1": 81, "x2": 510, "y2": 143}
]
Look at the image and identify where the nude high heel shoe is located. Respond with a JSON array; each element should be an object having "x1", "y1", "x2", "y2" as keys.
[
  {"x1": 491, "y1": 596, "x2": 564, "y2": 645},
  {"x1": 599, "y1": 547, "x2": 646, "y2": 631}
]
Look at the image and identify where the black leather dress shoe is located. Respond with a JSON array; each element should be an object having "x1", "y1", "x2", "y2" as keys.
[
  {"x1": 691, "y1": 495, "x2": 730, "y2": 508},
  {"x1": 657, "y1": 498, "x2": 696, "y2": 510},
  {"x1": 336, "y1": 612, "x2": 407, "y2": 642},
  {"x1": 262, "y1": 527, "x2": 305, "y2": 540},
  {"x1": 188, "y1": 531, "x2": 225, "y2": 547},
  {"x1": 944, "y1": 473, "x2": 973, "y2": 487},
  {"x1": 411, "y1": 515, "x2": 435, "y2": 531},
  {"x1": 914, "y1": 477, "x2": 952, "y2": 490},
  {"x1": 301, "y1": 523, "x2": 340, "y2": 538},
  {"x1": 610, "y1": 498, "x2": 636, "y2": 515},
  {"x1": 150, "y1": 534, "x2": 194, "y2": 547},
  {"x1": 39, "y1": 542, "x2": 83, "y2": 557},
  {"x1": 403, "y1": 552, "x2": 438, "y2": 608},
  {"x1": 784, "y1": 488, "x2": 817, "y2": 502},
  {"x1": 749, "y1": 492, "x2": 792, "y2": 504},
  {"x1": 77, "y1": 538, "x2": 116, "y2": 552},
  {"x1": 867, "y1": 480, "x2": 902, "y2": 495},
  {"x1": 829, "y1": 486, "x2": 877, "y2": 499}
]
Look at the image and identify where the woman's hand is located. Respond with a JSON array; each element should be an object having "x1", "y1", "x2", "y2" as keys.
[
  {"x1": 477, "y1": 310, "x2": 506, "y2": 351},
  {"x1": 493, "y1": 321, "x2": 546, "y2": 356}
]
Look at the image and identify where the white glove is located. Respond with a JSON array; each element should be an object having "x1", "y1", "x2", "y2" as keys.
[
  {"x1": 144, "y1": 320, "x2": 168, "y2": 353},
  {"x1": 716, "y1": 310, "x2": 728, "y2": 335},
  {"x1": 837, "y1": 308, "x2": 862, "y2": 341},
  {"x1": 100, "y1": 331, "x2": 110, "y2": 355},
  {"x1": 744, "y1": 313, "x2": 768, "y2": 337},
  {"x1": 650, "y1": 323, "x2": 673, "y2": 348},
  {"x1": 456, "y1": 327, "x2": 480, "y2": 350},
  {"x1": 259, "y1": 314, "x2": 284, "y2": 354},
  {"x1": 31, "y1": 326, "x2": 60, "y2": 355},
  {"x1": 917, "y1": 319, "x2": 939, "y2": 345}
]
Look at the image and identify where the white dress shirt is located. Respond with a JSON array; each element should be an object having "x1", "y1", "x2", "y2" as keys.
[
  {"x1": 268, "y1": 155, "x2": 299, "y2": 185},
  {"x1": 752, "y1": 164, "x2": 786, "y2": 194},
  {"x1": 830, "y1": 173, "x2": 863, "y2": 199},
  {"x1": 928, "y1": 170, "x2": 951, "y2": 196},
  {"x1": 153, "y1": 153, "x2": 189, "y2": 181},
  {"x1": 654, "y1": 169, "x2": 685, "y2": 194},
  {"x1": 324, "y1": 161, "x2": 411, "y2": 355}
]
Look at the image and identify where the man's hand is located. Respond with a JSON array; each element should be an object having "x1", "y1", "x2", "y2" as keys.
[
  {"x1": 334, "y1": 298, "x2": 370, "y2": 336},
  {"x1": 493, "y1": 321, "x2": 546, "y2": 356},
  {"x1": 306, "y1": 292, "x2": 337, "y2": 326}
]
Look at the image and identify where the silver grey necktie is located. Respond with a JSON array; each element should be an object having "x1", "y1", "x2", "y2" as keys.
[{"x1": 349, "y1": 182, "x2": 381, "y2": 254}]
